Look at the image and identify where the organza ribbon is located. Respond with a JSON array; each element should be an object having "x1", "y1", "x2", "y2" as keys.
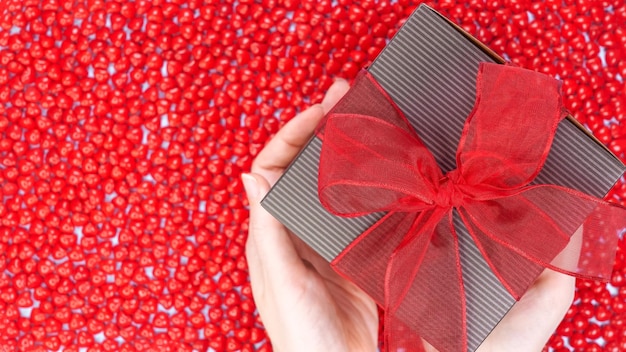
[{"x1": 316, "y1": 63, "x2": 625, "y2": 352}]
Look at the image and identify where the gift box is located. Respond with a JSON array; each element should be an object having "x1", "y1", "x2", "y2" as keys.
[{"x1": 261, "y1": 4, "x2": 626, "y2": 352}]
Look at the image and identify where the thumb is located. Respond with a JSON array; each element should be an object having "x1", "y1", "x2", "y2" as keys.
[{"x1": 242, "y1": 173, "x2": 307, "y2": 279}]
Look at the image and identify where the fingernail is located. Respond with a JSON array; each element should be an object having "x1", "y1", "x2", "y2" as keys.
[
  {"x1": 241, "y1": 173, "x2": 259, "y2": 199},
  {"x1": 333, "y1": 77, "x2": 347, "y2": 83}
]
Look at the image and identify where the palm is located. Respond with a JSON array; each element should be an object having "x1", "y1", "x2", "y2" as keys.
[{"x1": 289, "y1": 234, "x2": 379, "y2": 351}]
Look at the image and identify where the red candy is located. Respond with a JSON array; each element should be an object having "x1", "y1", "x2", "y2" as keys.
[{"x1": 0, "y1": 0, "x2": 624, "y2": 351}]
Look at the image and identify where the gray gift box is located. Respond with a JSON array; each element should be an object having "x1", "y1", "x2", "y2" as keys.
[{"x1": 261, "y1": 5, "x2": 625, "y2": 351}]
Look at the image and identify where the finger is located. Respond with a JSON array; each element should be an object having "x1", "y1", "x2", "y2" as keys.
[
  {"x1": 245, "y1": 226, "x2": 264, "y2": 294},
  {"x1": 547, "y1": 225, "x2": 583, "y2": 279},
  {"x1": 252, "y1": 104, "x2": 325, "y2": 184},
  {"x1": 252, "y1": 79, "x2": 351, "y2": 184},
  {"x1": 242, "y1": 173, "x2": 308, "y2": 290},
  {"x1": 523, "y1": 226, "x2": 580, "y2": 326},
  {"x1": 321, "y1": 78, "x2": 350, "y2": 114}
]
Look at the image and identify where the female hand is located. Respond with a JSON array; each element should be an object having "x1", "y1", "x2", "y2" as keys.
[
  {"x1": 243, "y1": 79, "x2": 576, "y2": 352},
  {"x1": 242, "y1": 79, "x2": 379, "y2": 352}
]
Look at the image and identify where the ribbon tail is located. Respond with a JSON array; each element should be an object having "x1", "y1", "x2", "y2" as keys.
[
  {"x1": 383, "y1": 209, "x2": 468, "y2": 352},
  {"x1": 383, "y1": 307, "x2": 426, "y2": 352},
  {"x1": 331, "y1": 211, "x2": 422, "y2": 305},
  {"x1": 460, "y1": 185, "x2": 625, "y2": 299}
]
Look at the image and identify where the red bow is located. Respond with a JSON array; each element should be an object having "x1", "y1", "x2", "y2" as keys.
[{"x1": 317, "y1": 63, "x2": 625, "y2": 352}]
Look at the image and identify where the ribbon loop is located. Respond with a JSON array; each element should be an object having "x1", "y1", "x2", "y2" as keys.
[
  {"x1": 318, "y1": 62, "x2": 624, "y2": 352},
  {"x1": 456, "y1": 63, "x2": 566, "y2": 191}
]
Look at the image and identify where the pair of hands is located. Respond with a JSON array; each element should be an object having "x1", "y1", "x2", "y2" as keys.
[{"x1": 242, "y1": 79, "x2": 576, "y2": 352}]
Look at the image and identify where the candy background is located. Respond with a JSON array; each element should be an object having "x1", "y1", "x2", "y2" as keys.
[{"x1": 0, "y1": 0, "x2": 624, "y2": 351}]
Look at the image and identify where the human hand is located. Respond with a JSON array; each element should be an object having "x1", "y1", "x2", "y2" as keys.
[
  {"x1": 472, "y1": 239, "x2": 577, "y2": 352},
  {"x1": 242, "y1": 79, "x2": 576, "y2": 352},
  {"x1": 242, "y1": 79, "x2": 379, "y2": 352}
]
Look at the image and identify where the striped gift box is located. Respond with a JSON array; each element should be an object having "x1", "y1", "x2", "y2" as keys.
[{"x1": 261, "y1": 5, "x2": 625, "y2": 351}]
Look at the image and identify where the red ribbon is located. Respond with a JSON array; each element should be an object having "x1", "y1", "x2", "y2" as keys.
[{"x1": 317, "y1": 63, "x2": 625, "y2": 352}]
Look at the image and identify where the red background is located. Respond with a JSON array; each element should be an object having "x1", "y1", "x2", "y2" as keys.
[{"x1": 0, "y1": 0, "x2": 624, "y2": 351}]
